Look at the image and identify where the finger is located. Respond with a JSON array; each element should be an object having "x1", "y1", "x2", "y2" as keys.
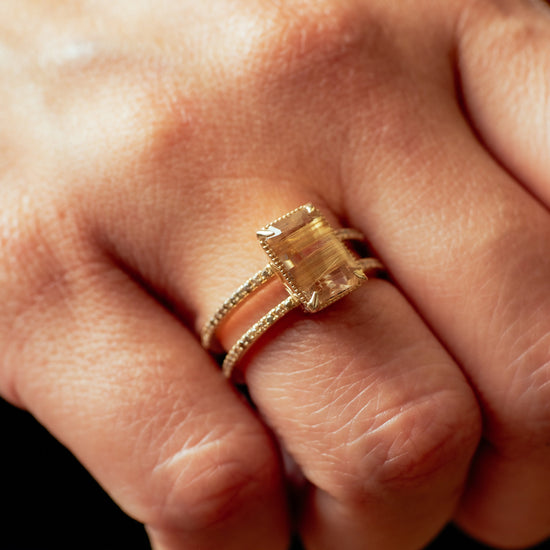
[
  {"x1": 457, "y1": 0, "x2": 550, "y2": 206},
  {"x1": 243, "y1": 278, "x2": 480, "y2": 550},
  {"x1": 72, "y1": 7, "x2": 481, "y2": 545},
  {"x1": 1, "y1": 255, "x2": 288, "y2": 550},
  {"x1": 344, "y1": 48, "x2": 550, "y2": 547},
  {"x1": 190, "y1": 199, "x2": 480, "y2": 550},
  {"x1": 40, "y1": 2, "x2": 547, "y2": 546}
]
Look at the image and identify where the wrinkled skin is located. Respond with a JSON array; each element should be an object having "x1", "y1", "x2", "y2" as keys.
[{"x1": 1, "y1": 1, "x2": 550, "y2": 549}]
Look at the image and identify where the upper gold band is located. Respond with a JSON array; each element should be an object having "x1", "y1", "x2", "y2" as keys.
[{"x1": 200, "y1": 204, "x2": 385, "y2": 379}]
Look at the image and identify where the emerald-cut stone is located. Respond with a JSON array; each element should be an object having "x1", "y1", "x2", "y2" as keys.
[{"x1": 257, "y1": 204, "x2": 363, "y2": 312}]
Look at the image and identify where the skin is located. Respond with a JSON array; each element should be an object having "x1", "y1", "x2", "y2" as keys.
[{"x1": 1, "y1": 0, "x2": 550, "y2": 548}]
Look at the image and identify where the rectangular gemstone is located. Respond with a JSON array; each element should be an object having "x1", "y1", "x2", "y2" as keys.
[{"x1": 257, "y1": 205, "x2": 362, "y2": 312}]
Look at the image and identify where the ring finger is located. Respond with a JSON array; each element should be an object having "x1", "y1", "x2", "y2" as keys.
[{"x1": 188, "y1": 194, "x2": 481, "y2": 550}]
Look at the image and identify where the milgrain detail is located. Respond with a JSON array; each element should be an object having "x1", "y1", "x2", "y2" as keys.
[
  {"x1": 200, "y1": 204, "x2": 386, "y2": 379},
  {"x1": 200, "y1": 265, "x2": 275, "y2": 350},
  {"x1": 222, "y1": 295, "x2": 300, "y2": 378}
]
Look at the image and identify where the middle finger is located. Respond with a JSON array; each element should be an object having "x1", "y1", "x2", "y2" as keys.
[{"x1": 200, "y1": 198, "x2": 481, "y2": 550}]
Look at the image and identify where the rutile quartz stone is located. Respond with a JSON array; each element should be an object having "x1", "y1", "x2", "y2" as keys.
[{"x1": 257, "y1": 204, "x2": 363, "y2": 312}]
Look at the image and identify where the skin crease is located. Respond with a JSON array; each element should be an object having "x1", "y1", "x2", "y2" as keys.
[{"x1": 1, "y1": 0, "x2": 550, "y2": 549}]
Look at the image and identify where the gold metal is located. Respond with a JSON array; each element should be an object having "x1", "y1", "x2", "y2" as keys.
[
  {"x1": 200, "y1": 204, "x2": 385, "y2": 379},
  {"x1": 308, "y1": 291, "x2": 320, "y2": 312},
  {"x1": 200, "y1": 226, "x2": 369, "y2": 351},
  {"x1": 256, "y1": 229, "x2": 278, "y2": 238},
  {"x1": 222, "y1": 296, "x2": 300, "y2": 377},
  {"x1": 221, "y1": 257, "x2": 385, "y2": 378},
  {"x1": 200, "y1": 265, "x2": 275, "y2": 349},
  {"x1": 357, "y1": 257, "x2": 385, "y2": 275}
]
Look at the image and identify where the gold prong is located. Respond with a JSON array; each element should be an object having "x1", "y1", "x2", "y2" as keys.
[
  {"x1": 257, "y1": 225, "x2": 281, "y2": 239},
  {"x1": 304, "y1": 204, "x2": 316, "y2": 214},
  {"x1": 308, "y1": 291, "x2": 320, "y2": 311},
  {"x1": 354, "y1": 269, "x2": 368, "y2": 280}
]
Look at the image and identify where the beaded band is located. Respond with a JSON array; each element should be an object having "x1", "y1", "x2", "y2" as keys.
[
  {"x1": 201, "y1": 228, "x2": 370, "y2": 351},
  {"x1": 219, "y1": 257, "x2": 384, "y2": 377},
  {"x1": 200, "y1": 204, "x2": 385, "y2": 379}
]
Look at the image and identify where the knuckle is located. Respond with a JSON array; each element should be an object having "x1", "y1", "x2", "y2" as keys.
[
  {"x1": 263, "y1": 2, "x2": 373, "y2": 66},
  {"x1": 147, "y1": 428, "x2": 280, "y2": 533},
  {"x1": 316, "y1": 388, "x2": 481, "y2": 505},
  {"x1": 33, "y1": 40, "x2": 181, "y2": 174},
  {"x1": 0, "y1": 191, "x2": 61, "y2": 332},
  {"x1": 232, "y1": 0, "x2": 392, "y2": 100},
  {"x1": 0, "y1": 187, "x2": 102, "y2": 400},
  {"x1": 0, "y1": 189, "x2": 89, "y2": 301},
  {"x1": 0, "y1": 194, "x2": 37, "y2": 284},
  {"x1": 373, "y1": 390, "x2": 481, "y2": 487},
  {"x1": 460, "y1": 0, "x2": 548, "y2": 60}
]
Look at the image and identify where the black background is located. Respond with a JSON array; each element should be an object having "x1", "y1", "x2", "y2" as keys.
[{"x1": 2, "y1": 397, "x2": 548, "y2": 550}]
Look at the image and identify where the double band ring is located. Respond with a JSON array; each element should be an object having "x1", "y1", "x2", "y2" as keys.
[{"x1": 201, "y1": 204, "x2": 384, "y2": 379}]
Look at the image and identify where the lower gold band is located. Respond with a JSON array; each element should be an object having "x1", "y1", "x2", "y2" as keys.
[{"x1": 221, "y1": 257, "x2": 384, "y2": 378}]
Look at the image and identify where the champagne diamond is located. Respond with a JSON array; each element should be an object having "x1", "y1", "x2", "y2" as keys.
[{"x1": 257, "y1": 204, "x2": 363, "y2": 312}]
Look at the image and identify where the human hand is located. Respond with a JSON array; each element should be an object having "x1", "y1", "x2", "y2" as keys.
[{"x1": 1, "y1": 1, "x2": 550, "y2": 549}]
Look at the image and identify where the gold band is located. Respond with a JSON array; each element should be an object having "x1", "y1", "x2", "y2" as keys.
[
  {"x1": 222, "y1": 295, "x2": 300, "y2": 377},
  {"x1": 220, "y1": 257, "x2": 384, "y2": 377},
  {"x1": 201, "y1": 204, "x2": 385, "y2": 380},
  {"x1": 200, "y1": 227, "x2": 371, "y2": 352},
  {"x1": 201, "y1": 264, "x2": 275, "y2": 350}
]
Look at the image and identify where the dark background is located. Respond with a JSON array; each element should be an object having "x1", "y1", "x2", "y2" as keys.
[{"x1": 1, "y1": 397, "x2": 548, "y2": 550}]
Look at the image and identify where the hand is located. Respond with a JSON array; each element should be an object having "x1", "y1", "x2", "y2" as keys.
[{"x1": 1, "y1": 1, "x2": 550, "y2": 549}]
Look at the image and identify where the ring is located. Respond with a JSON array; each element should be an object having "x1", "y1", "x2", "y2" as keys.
[{"x1": 201, "y1": 204, "x2": 384, "y2": 379}]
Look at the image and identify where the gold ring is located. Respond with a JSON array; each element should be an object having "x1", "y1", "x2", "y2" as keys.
[{"x1": 201, "y1": 204, "x2": 384, "y2": 379}]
